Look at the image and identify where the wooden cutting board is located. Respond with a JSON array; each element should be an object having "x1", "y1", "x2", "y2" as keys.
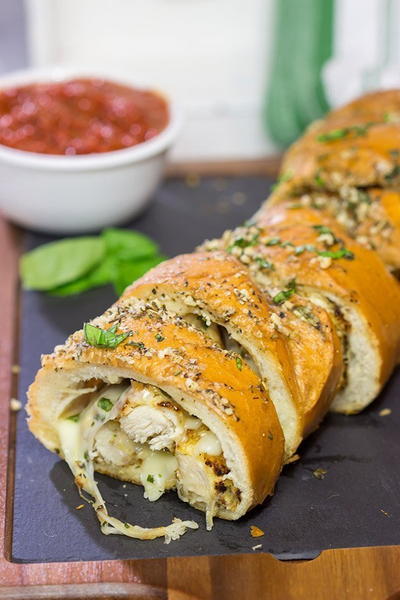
[{"x1": 1, "y1": 167, "x2": 400, "y2": 600}]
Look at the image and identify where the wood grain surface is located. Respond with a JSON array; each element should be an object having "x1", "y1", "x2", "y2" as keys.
[
  {"x1": 166, "y1": 157, "x2": 282, "y2": 178},
  {"x1": 1, "y1": 210, "x2": 400, "y2": 600}
]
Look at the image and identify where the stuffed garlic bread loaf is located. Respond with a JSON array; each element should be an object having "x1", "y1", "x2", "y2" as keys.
[
  {"x1": 127, "y1": 251, "x2": 342, "y2": 457},
  {"x1": 280, "y1": 90, "x2": 400, "y2": 191},
  {"x1": 267, "y1": 186, "x2": 400, "y2": 274},
  {"x1": 204, "y1": 204, "x2": 400, "y2": 414},
  {"x1": 270, "y1": 90, "x2": 400, "y2": 275},
  {"x1": 27, "y1": 89, "x2": 400, "y2": 544},
  {"x1": 27, "y1": 299, "x2": 284, "y2": 540}
]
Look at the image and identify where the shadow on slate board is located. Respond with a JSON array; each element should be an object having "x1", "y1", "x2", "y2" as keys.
[{"x1": 12, "y1": 176, "x2": 400, "y2": 563}]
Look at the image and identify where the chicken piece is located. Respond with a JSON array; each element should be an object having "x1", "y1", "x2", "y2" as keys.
[
  {"x1": 176, "y1": 426, "x2": 226, "y2": 529},
  {"x1": 94, "y1": 420, "x2": 138, "y2": 466},
  {"x1": 176, "y1": 453, "x2": 215, "y2": 514},
  {"x1": 120, "y1": 382, "x2": 186, "y2": 451}
]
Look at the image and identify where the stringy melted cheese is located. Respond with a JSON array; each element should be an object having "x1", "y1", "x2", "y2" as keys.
[
  {"x1": 55, "y1": 383, "x2": 198, "y2": 542},
  {"x1": 55, "y1": 380, "x2": 239, "y2": 540}
]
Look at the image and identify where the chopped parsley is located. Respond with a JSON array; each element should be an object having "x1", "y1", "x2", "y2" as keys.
[
  {"x1": 227, "y1": 232, "x2": 260, "y2": 252},
  {"x1": 384, "y1": 164, "x2": 400, "y2": 182},
  {"x1": 265, "y1": 237, "x2": 281, "y2": 247},
  {"x1": 311, "y1": 225, "x2": 354, "y2": 260},
  {"x1": 294, "y1": 244, "x2": 316, "y2": 256},
  {"x1": 236, "y1": 356, "x2": 243, "y2": 371},
  {"x1": 384, "y1": 112, "x2": 400, "y2": 123},
  {"x1": 147, "y1": 474, "x2": 155, "y2": 483},
  {"x1": 314, "y1": 170, "x2": 326, "y2": 187},
  {"x1": 272, "y1": 279, "x2": 297, "y2": 305},
  {"x1": 318, "y1": 248, "x2": 354, "y2": 260},
  {"x1": 155, "y1": 333, "x2": 165, "y2": 342},
  {"x1": 312, "y1": 224, "x2": 334, "y2": 236},
  {"x1": 127, "y1": 341, "x2": 146, "y2": 351},
  {"x1": 66, "y1": 413, "x2": 80, "y2": 422},
  {"x1": 271, "y1": 170, "x2": 293, "y2": 191},
  {"x1": 317, "y1": 128, "x2": 349, "y2": 142},
  {"x1": 264, "y1": 237, "x2": 294, "y2": 249},
  {"x1": 255, "y1": 257, "x2": 274, "y2": 270},
  {"x1": 97, "y1": 397, "x2": 113, "y2": 412},
  {"x1": 292, "y1": 305, "x2": 321, "y2": 329},
  {"x1": 356, "y1": 190, "x2": 371, "y2": 205},
  {"x1": 83, "y1": 322, "x2": 131, "y2": 349},
  {"x1": 84, "y1": 450, "x2": 89, "y2": 461},
  {"x1": 316, "y1": 123, "x2": 375, "y2": 143}
]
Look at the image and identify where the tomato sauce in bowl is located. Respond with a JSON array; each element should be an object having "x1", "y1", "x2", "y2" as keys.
[{"x1": 0, "y1": 78, "x2": 169, "y2": 155}]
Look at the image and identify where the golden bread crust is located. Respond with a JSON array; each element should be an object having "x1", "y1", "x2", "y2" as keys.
[
  {"x1": 28, "y1": 305, "x2": 284, "y2": 510},
  {"x1": 254, "y1": 204, "x2": 400, "y2": 387},
  {"x1": 127, "y1": 251, "x2": 342, "y2": 440},
  {"x1": 281, "y1": 90, "x2": 400, "y2": 191}
]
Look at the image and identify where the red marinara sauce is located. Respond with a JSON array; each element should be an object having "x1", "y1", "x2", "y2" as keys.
[{"x1": 0, "y1": 78, "x2": 169, "y2": 155}]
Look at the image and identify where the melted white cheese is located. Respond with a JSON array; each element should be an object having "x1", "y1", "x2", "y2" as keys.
[
  {"x1": 55, "y1": 383, "x2": 198, "y2": 542},
  {"x1": 193, "y1": 431, "x2": 222, "y2": 456},
  {"x1": 140, "y1": 451, "x2": 178, "y2": 501}
]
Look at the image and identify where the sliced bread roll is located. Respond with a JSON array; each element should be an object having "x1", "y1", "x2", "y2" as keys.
[
  {"x1": 27, "y1": 300, "x2": 284, "y2": 540},
  {"x1": 267, "y1": 188, "x2": 400, "y2": 274},
  {"x1": 279, "y1": 90, "x2": 400, "y2": 192},
  {"x1": 125, "y1": 251, "x2": 342, "y2": 458},
  {"x1": 203, "y1": 205, "x2": 400, "y2": 414}
]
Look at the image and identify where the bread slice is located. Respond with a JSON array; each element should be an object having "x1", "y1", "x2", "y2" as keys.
[
  {"x1": 266, "y1": 186, "x2": 400, "y2": 274},
  {"x1": 204, "y1": 205, "x2": 400, "y2": 414},
  {"x1": 126, "y1": 251, "x2": 342, "y2": 458},
  {"x1": 280, "y1": 90, "x2": 400, "y2": 191},
  {"x1": 27, "y1": 302, "x2": 284, "y2": 539}
]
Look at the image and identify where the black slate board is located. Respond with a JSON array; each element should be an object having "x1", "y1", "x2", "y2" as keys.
[{"x1": 12, "y1": 175, "x2": 400, "y2": 563}]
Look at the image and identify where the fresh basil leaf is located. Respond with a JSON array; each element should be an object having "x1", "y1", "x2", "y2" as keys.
[
  {"x1": 227, "y1": 232, "x2": 260, "y2": 252},
  {"x1": 102, "y1": 228, "x2": 159, "y2": 261},
  {"x1": 312, "y1": 224, "x2": 333, "y2": 235},
  {"x1": 20, "y1": 237, "x2": 105, "y2": 291},
  {"x1": 272, "y1": 279, "x2": 297, "y2": 305},
  {"x1": 50, "y1": 256, "x2": 114, "y2": 296},
  {"x1": 98, "y1": 397, "x2": 113, "y2": 411},
  {"x1": 316, "y1": 123, "x2": 375, "y2": 143},
  {"x1": 111, "y1": 255, "x2": 166, "y2": 296},
  {"x1": 83, "y1": 323, "x2": 131, "y2": 348},
  {"x1": 318, "y1": 248, "x2": 354, "y2": 260},
  {"x1": 316, "y1": 128, "x2": 349, "y2": 142}
]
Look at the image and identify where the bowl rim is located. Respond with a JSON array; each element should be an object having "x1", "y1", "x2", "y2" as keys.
[{"x1": 0, "y1": 66, "x2": 182, "y2": 171}]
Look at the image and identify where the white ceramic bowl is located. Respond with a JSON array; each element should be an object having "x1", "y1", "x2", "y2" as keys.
[{"x1": 0, "y1": 67, "x2": 181, "y2": 234}]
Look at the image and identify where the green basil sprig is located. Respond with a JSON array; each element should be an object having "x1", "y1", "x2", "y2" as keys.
[{"x1": 83, "y1": 323, "x2": 131, "y2": 349}]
